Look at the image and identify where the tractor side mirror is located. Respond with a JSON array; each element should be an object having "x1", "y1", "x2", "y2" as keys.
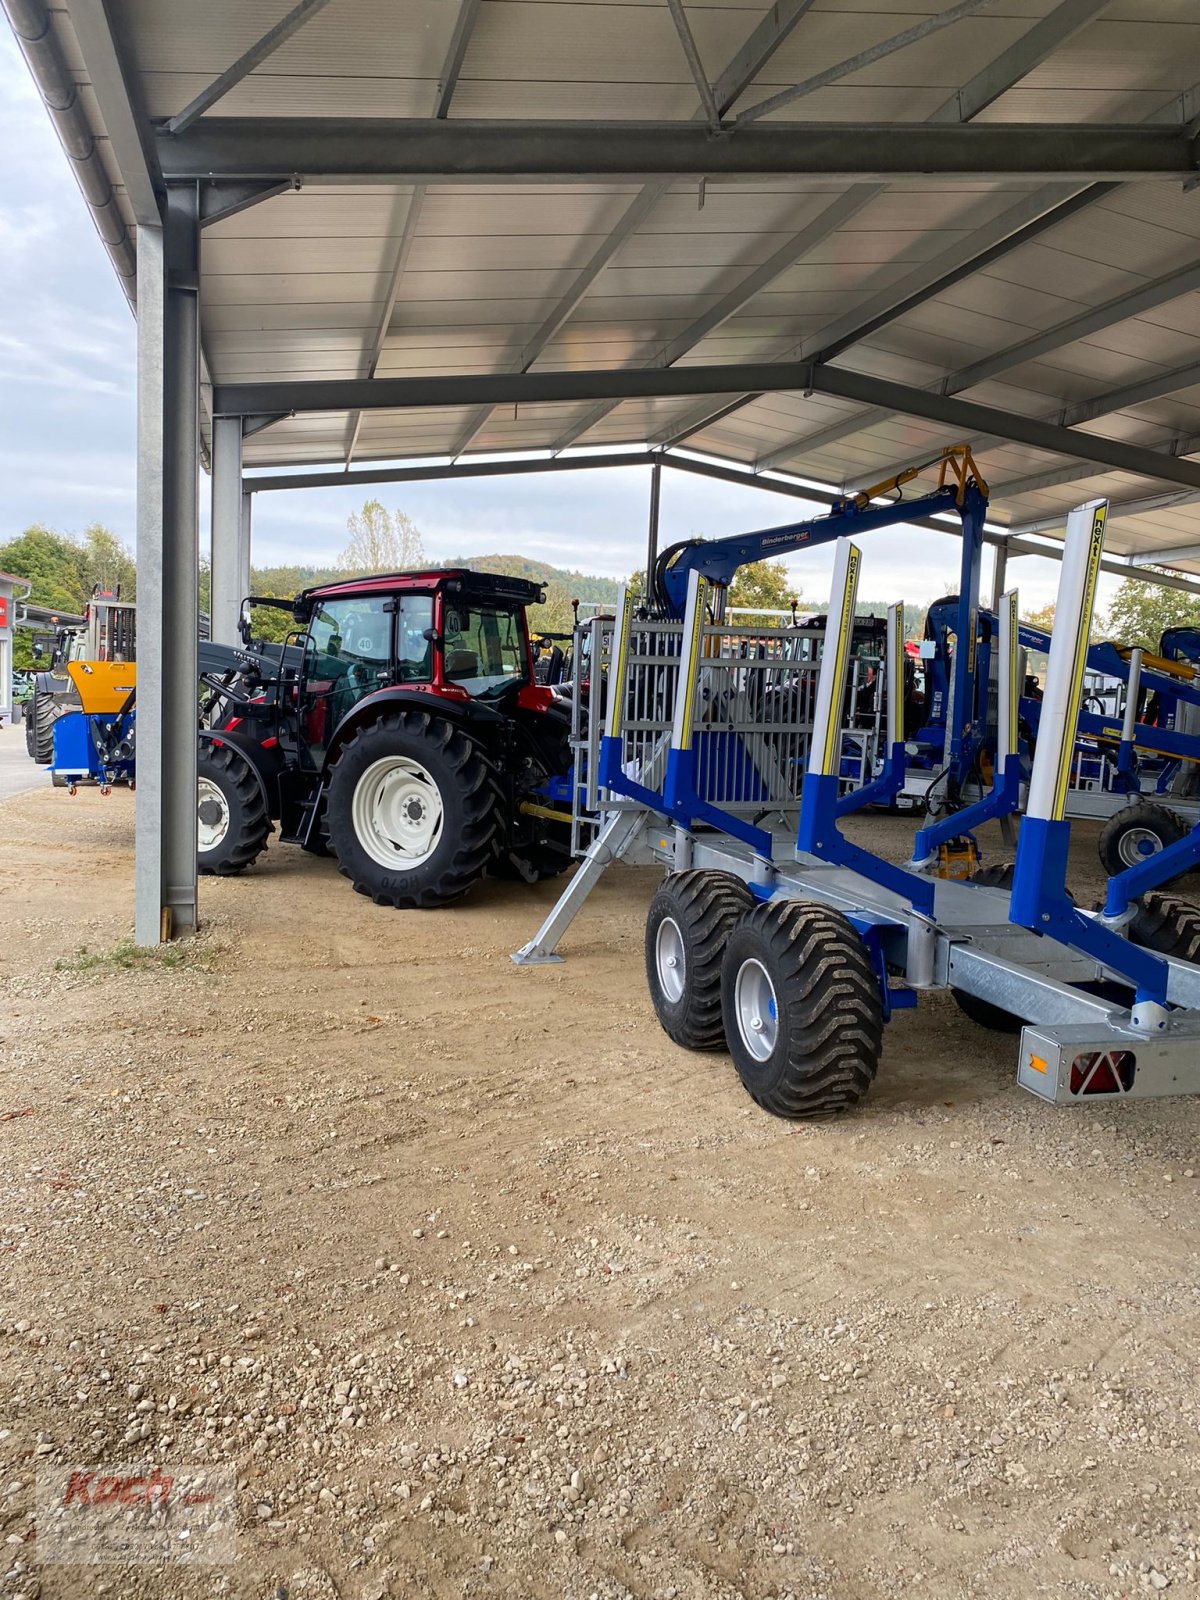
[
  {"x1": 422, "y1": 627, "x2": 442, "y2": 648},
  {"x1": 238, "y1": 601, "x2": 253, "y2": 645}
]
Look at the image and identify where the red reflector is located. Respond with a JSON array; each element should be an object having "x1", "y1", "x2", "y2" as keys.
[
  {"x1": 261, "y1": 736, "x2": 278, "y2": 749},
  {"x1": 225, "y1": 716, "x2": 242, "y2": 732}
]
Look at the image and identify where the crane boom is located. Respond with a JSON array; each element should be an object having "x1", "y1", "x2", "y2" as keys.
[{"x1": 652, "y1": 445, "x2": 989, "y2": 618}]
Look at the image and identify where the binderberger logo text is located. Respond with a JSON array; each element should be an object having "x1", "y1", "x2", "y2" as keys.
[{"x1": 37, "y1": 1462, "x2": 235, "y2": 1565}]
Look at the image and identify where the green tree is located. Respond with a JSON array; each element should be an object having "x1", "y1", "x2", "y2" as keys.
[
  {"x1": 1022, "y1": 601, "x2": 1056, "y2": 634},
  {"x1": 80, "y1": 523, "x2": 136, "y2": 599},
  {"x1": 0, "y1": 524, "x2": 90, "y2": 670},
  {"x1": 1102, "y1": 576, "x2": 1200, "y2": 652},
  {"x1": 338, "y1": 500, "x2": 424, "y2": 573},
  {"x1": 727, "y1": 559, "x2": 801, "y2": 622}
]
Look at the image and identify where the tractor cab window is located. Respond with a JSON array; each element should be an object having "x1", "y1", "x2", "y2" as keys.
[
  {"x1": 396, "y1": 595, "x2": 434, "y2": 683},
  {"x1": 302, "y1": 595, "x2": 395, "y2": 756},
  {"x1": 442, "y1": 603, "x2": 527, "y2": 697}
]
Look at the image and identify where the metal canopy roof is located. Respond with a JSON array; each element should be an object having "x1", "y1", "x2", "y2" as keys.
[{"x1": 14, "y1": 0, "x2": 1200, "y2": 573}]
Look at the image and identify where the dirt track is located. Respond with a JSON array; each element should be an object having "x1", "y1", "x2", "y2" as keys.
[{"x1": 2, "y1": 777, "x2": 1200, "y2": 1600}]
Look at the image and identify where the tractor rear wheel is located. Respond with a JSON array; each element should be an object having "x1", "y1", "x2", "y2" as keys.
[
  {"x1": 720, "y1": 900, "x2": 883, "y2": 1118},
  {"x1": 326, "y1": 711, "x2": 501, "y2": 908},
  {"x1": 645, "y1": 870, "x2": 756, "y2": 1050},
  {"x1": 197, "y1": 741, "x2": 271, "y2": 876},
  {"x1": 1129, "y1": 892, "x2": 1200, "y2": 962},
  {"x1": 28, "y1": 689, "x2": 66, "y2": 765}
]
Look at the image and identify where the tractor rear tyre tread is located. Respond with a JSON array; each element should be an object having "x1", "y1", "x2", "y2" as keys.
[
  {"x1": 645, "y1": 870, "x2": 756, "y2": 1050},
  {"x1": 1129, "y1": 892, "x2": 1200, "y2": 963},
  {"x1": 971, "y1": 861, "x2": 1015, "y2": 889},
  {"x1": 1098, "y1": 804, "x2": 1187, "y2": 877},
  {"x1": 197, "y1": 741, "x2": 271, "y2": 876},
  {"x1": 327, "y1": 710, "x2": 502, "y2": 909},
  {"x1": 29, "y1": 690, "x2": 67, "y2": 765},
  {"x1": 720, "y1": 900, "x2": 883, "y2": 1119}
]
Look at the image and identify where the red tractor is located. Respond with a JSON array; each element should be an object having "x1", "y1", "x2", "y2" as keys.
[{"x1": 196, "y1": 569, "x2": 574, "y2": 908}]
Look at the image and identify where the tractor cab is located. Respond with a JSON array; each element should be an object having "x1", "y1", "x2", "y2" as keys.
[{"x1": 210, "y1": 567, "x2": 571, "y2": 904}]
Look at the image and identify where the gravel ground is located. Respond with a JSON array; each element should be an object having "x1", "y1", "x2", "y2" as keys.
[{"x1": 2, "y1": 783, "x2": 1199, "y2": 1600}]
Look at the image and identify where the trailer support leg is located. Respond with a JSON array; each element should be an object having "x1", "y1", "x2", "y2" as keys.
[{"x1": 511, "y1": 808, "x2": 648, "y2": 964}]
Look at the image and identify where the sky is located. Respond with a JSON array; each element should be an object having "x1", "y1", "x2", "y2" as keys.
[{"x1": 0, "y1": 30, "x2": 1097, "y2": 616}]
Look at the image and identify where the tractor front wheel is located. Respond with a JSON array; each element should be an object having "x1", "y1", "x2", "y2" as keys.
[
  {"x1": 197, "y1": 741, "x2": 271, "y2": 876},
  {"x1": 326, "y1": 711, "x2": 501, "y2": 908}
]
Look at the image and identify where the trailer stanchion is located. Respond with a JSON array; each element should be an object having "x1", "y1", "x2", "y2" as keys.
[
  {"x1": 911, "y1": 586, "x2": 1024, "y2": 867},
  {"x1": 833, "y1": 599, "x2": 905, "y2": 817},
  {"x1": 796, "y1": 542, "x2": 934, "y2": 911},
  {"x1": 1008, "y1": 500, "x2": 1173, "y2": 1028}
]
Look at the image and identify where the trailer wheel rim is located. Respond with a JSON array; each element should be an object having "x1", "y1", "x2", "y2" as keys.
[
  {"x1": 734, "y1": 958, "x2": 779, "y2": 1062},
  {"x1": 352, "y1": 755, "x2": 444, "y2": 870},
  {"x1": 655, "y1": 916, "x2": 686, "y2": 1003},
  {"x1": 1118, "y1": 825, "x2": 1162, "y2": 866},
  {"x1": 197, "y1": 776, "x2": 230, "y2": 852}
]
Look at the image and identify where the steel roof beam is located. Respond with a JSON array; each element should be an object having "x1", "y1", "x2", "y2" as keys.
[
  {"x1": 246, "y1": 449, "x2": 659, "y2": 493},
  {"x1": 213, "y1": 359, "x2": 1200, "y2": 490},
  {"x1": 163, "y1": 0, "x2": 335, "y2": 136},
  {"x1": 548, "y1": 186, "x2": 880, "y2": 451},
  {"x1": 445, "y1": 0, "x2": 817, "y2": 460},
  {"x1": 837, "y1": 359, "x2": 1200, "y2": 496},
  {"x1": 944, "y1": 0, "x2": 1113, "y2": 123},
  {"x1": 994, "y1": 430, "x2": 1200, "y2": 499},
  {"x1": 1130, "y1": 539, "x2": 1200, "y2": 565},
  {"x1": 736, "y1": 0, "x2": 994, "y2": 125},
  {"x1": 155, "y1": 120, "x2": 1197, "y2": 182},
  {"x1": 67, "y1": 0, "x2": 162, "y2": 227},
  {"x1": 434, "y1": 0, "x2": 482, "y2": 118},
  {"x1": 344, "y1": 184, "x2": 427, "y2": 467},
  {"x1": 666, "y1": 0, "x2": 722, "y2": 133},
  {"x1": 635, "y1": 0, "x2": 1121, "y2": 455},
  {"x1": 755, "y1": 227, "x2": 1200, "y2": 471}
]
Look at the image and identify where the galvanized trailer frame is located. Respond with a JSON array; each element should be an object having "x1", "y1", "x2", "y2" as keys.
[{"x1": 517, "y1": 499, "x2": 1200, "y2": 1109}]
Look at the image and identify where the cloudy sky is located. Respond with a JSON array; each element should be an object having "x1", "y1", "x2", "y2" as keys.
[{"x1": 0, "y1": 29, "x2": 1087, "y2": 613}]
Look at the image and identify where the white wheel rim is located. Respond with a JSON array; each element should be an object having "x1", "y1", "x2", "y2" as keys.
[
  {"x1": 1117, "y1": 825, "x2": 1161, "y2": 867},
  {"x1": 655, "y1": 916, "x2": 686, "y2": 1003},
  {"x1": 197, "y1": 776, "x2": 230, "y2": 853},
  {"x1": 351, "y1": 755, "x2": 444, "y2": 871},
  {"x1": 734, "y1": 958, "x2": 779, "y2": 1062}
]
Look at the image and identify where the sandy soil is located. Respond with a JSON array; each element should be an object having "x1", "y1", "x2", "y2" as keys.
[{"x1": 2, "y1": 779, "x2": 1199, "y2": 1600}]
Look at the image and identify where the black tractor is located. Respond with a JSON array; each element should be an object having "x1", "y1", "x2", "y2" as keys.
[{"x1": 196, "y1": 568, "x2": 574, "y2": 908}]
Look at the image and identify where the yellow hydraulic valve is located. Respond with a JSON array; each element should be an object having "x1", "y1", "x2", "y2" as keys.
[{"x1": 67, "y1": 660, "x2": 137, "y2": 716}]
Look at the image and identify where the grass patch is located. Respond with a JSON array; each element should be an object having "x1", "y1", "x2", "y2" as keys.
[{"x1": 55, "y1": 937, "x2": 225, "y2": 975}]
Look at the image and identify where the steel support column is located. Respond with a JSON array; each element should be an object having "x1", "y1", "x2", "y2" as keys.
[
  {"x1": 210, "y1": 414, "x2": 243, "y2": 644},
  {"x1": 645, "y1": 460, "x2": 662, "y2": 599},
  {"x1": 134, "y1": 186, "x2": 200, "y2": 945},
  {"x1": 240, "y1": 490, "x2": 252, "y2": 606}
]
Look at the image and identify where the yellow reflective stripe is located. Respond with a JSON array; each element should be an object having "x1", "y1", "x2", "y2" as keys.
[
  {"x1": 891, "y1": 604, "x2": 904, "y2": 748},
  {"x1": 1051, "y1": 504, "x2": 1106, "y2": 819},
  {"x1": 1006, "y1": 589, "x2": 1019, "y2": 755},
  {"x1": 677, "y1": 579, "x2": 708, "y2": 750},
  {"x1": 819, "y1": 545, "x2": 861, "y2": 774}
]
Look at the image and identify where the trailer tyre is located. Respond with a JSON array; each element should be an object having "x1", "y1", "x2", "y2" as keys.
[
  {"x1": 327, "y1": 711, "x2": 501, "y2": 908},
  {"x1": 1098, "y1": 804, "x2": 1187, "y2": 876},
  {"x1": 1129, "y1": 892, "x2": 1200, "y2": 963},
  {"x1": 720, "y1": 900, "x2": 883, "y2": 1118},
  {"x1": 197, "y1": 741, "x2": 271, "y2": 876},
  {"x1": 645, "y1": 871, "x2": 756, "y2": 1050}
]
